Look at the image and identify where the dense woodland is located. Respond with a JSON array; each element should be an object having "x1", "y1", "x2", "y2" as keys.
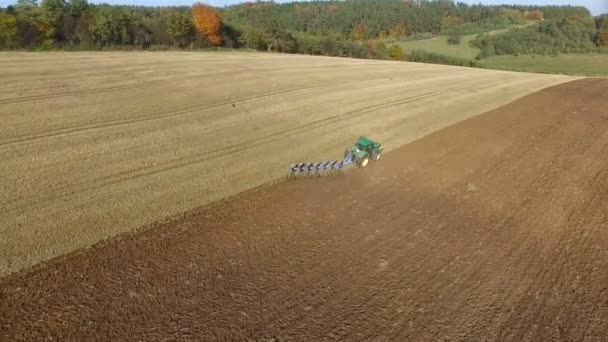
[
  {"x1": 473, "y1": 12, "x2": 607, "y2": 58},
  {"x1": 0, "y1": 0, "x2": 606, "y2": 62}
]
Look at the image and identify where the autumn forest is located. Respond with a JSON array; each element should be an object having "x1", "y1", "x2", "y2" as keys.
[{"x1": 0, "y1": 0, "x2": 607, "y2": 63}]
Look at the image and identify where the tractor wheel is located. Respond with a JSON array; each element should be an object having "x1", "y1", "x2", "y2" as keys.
[
  {"x1": 357, "y1": 156, "x2": 370, "y2": 168},
  {"x1": 372, "y1": 149, "x2": 382, "y2": 161}
]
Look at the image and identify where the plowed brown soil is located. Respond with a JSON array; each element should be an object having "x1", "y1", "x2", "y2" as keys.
[
  {"x1": 0, "y1": 51, "x2": 577, "y2": 277},
  {"x1": 2, "y1": 78, "x2": 608, "y2": 341}
]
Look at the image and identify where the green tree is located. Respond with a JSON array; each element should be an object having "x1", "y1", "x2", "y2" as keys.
[
  {"x1": 73, "y1": 14, "x2": 91, "y2": 45},
  {"x1": 40, "y1": 0, "x2": 66, "y2": 25},
  {"x1": 0, "y1": 12, "x2": 18, "y2": 48},
  {"x1": 292, "y1": 31, "x2": 321, "y2": 54},
  {"x1": 320, "y1": 37, "x2": 338, "y2": 56},
  {"x1": 89, "y1": 5, "x2": 143, "y2": 47},
  {"x1": 257, "y1": 18, "x2": 296, "y2": 53},
  {"x1": 367, "y1": 40, "x2": 388, "y2": 59},
  {"x1": 90, "y1": 6, "x2": 130, "y2": 46},
  {"x1": 264, "y1": 29, "x2": 296, "y2": 53},
  {"x1": 389, "y1": 44, "x2": 403, "y2": 60},
  {"x1": 167, "y1": 12, "x2": 192, "y2": 47},
  {"x1": 143, "y1": 9, "x2": 172, "y2": 46},
  {"x1": 13, "y1": 0, "x2": 41, "y2": 47},
  {"x1": 90, "y1": 9, "x2": 112, "y2": 45},
  {"x1": 67, "y1": 0, "x2": 87, "y2": 16},
  {"x1": 447, "y1": 27, "x2": 463, "y2": 45},
  {"x1": 57, "y1": 0, "x2": 89, "y2": 46},
  {"x1": 344, "y1": 40, "x2": 369, "y2": 58},
  {"x1": 15, "y1": 0, "x2": 38, "y2": 23},
  {"x1": 240, "y1": 27, "x2": 264, "y2": 50},
  {"x1": 473, "y1": 17, "x2": 597, "y2": 58},
  {"x1": 39, "y1": 0, "x2": 67, "y2": 47},
  {"x1": 597, "y1": 15, "x2": 608, "y2": 30}
]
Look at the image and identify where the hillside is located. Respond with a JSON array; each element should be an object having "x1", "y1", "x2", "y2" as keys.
[
  {"x1": 386, "y1": 24, "x2": 608, "y2": 76},
  {"x1": 1, "y1": 0, "x2": 607, "y2": 76}
]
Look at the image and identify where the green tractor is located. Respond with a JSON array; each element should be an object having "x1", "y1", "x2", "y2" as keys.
[{"x1": 344, "y1": 136, "x2": 383, "y2": 168}]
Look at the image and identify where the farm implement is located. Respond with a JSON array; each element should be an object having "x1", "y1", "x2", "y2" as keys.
[{"x1": 290, "y1": 136, "x2": 383, "y2": 174}]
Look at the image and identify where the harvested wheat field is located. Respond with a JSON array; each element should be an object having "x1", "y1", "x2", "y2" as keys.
[
  {"x1": 2, "y1": 76, "x2": 608, "y2": 341},
  {"x1": 0, "y1": 51, "x2": 577, "y2": 277}
]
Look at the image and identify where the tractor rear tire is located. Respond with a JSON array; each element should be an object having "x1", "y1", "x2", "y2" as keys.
[{"x1": 357, "y1": 156, "x2": 370, "y2": 168}]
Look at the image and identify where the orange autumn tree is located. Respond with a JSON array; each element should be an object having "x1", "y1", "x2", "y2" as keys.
[{"x1": 192, "y1": 3, "x2": 223, "y2": 45}]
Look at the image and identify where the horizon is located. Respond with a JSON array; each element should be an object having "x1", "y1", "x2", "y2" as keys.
[{"x1": 0, "y1": 0, "x2": 606, "y2": 14}]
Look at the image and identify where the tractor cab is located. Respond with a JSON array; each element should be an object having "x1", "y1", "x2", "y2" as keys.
[
  {"x1": 345, "y1": 136, "x2": 383, "y2": 168},
  {"x1": 355, "y1": 136, "x2": 381, "y2": 152}
]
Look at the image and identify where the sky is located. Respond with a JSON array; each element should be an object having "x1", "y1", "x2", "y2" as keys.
[{"x1": 0, "y1": 0, "x2": 606, "y2": 15}]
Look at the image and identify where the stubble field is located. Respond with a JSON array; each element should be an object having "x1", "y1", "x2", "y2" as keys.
[
  {"x1": 2, "y1": 74, "x2": 607, "y2": 341},
  {"x1": 0, "y1": 51, "x2": 578, "y2": 277}
]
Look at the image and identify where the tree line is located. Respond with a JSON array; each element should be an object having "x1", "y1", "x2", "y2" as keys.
[
  {"x1": 0, "y1": 0, "x2": 606, "y2": 59},
  {"x1": 0, "y1": 0, "x2": 224, "y2": 49},
  {"x1": 472, "y1": 14, "x2": 608, "y2": 58}
]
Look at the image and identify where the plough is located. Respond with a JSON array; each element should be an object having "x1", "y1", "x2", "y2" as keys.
[
  {"x1": 290, "y1": 136, "x2": 383, "y2": 174},
  {"x1": 290, "y1": 159, "x2": 351, "y2": 173}
]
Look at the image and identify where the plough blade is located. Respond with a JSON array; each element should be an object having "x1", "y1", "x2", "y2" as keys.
[
  {"x1": 290, "y1": 154, "x2": 353, "y2": 173},
  {"x1": 290, "y1": 161, "x2": 343, "y2": 173}
]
